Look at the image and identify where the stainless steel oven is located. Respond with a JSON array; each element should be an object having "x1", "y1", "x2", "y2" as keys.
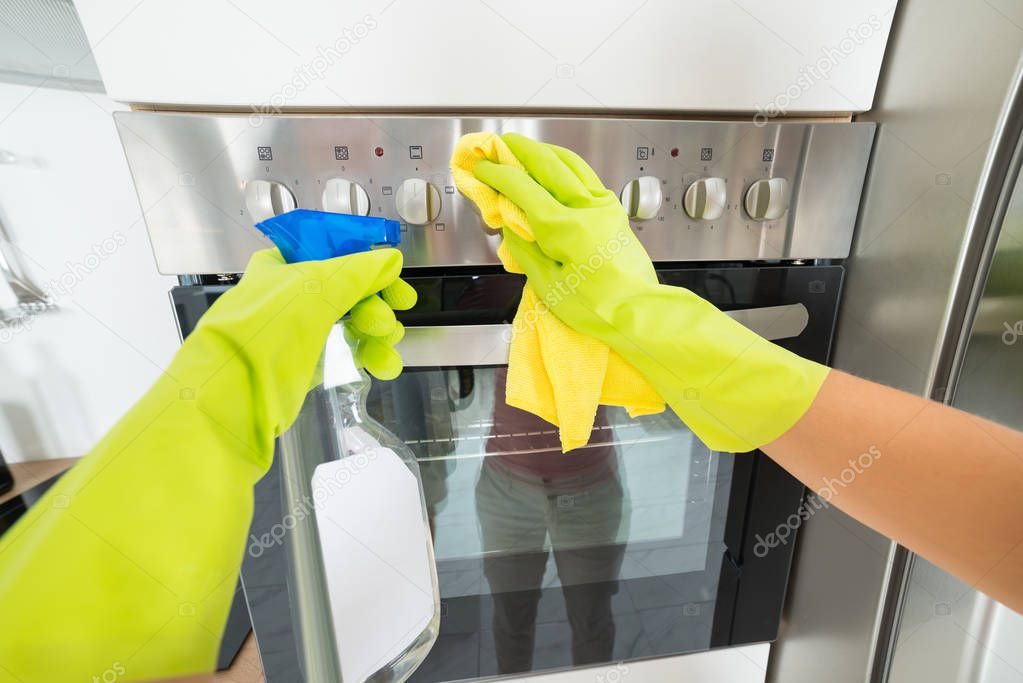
[{"x1": 124, "y1": 114, "x2": 874, "y2": 682}]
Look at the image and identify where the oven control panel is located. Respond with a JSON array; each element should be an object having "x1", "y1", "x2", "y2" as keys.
[{"x1": 115, "y1": 114, "x2": 875, "y2": 275}]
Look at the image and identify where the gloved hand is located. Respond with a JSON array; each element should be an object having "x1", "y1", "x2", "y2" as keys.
[
  {"x1": 473, "y1": 133, "x2": 829, "y2": 452},
  {"x1": 452, "y1": 130, "x2": 664, "y2": 451},
  {"x1": 0, "y1": 248, "x2": 415, "y2": 682}
]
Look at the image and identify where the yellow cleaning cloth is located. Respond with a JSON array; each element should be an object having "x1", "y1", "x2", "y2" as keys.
[{"x1": 451, "y1": 132, "x2": 664, "y2": 451}]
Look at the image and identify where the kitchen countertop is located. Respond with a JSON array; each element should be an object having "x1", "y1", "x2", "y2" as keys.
[{"x1": 2, "y1": 458, "x2": 266, "y2": 683}]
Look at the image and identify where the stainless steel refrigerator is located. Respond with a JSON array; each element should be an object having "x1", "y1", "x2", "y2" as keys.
[{"x1": 769, "y1": 0, "x2": 1023, "y2": 681}]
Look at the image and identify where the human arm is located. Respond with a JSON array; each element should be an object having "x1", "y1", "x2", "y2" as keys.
[
  {"x1": 0, "y1": 248, "x2": 415, "y2": 682},
  {"x1": 765, "y1": 369, "x2": 1023, "y2": 613},
  {"x1": 463, "y1": 132, "x2": 1023, "y2": 614}
]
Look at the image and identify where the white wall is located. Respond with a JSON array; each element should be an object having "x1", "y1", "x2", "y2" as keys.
[{"x1": 0, "y1": 82, "x2": 178, "y2": 463}]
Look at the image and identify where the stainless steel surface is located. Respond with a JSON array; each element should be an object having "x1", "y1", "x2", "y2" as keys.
[
  {"x1": 744, "y1": 178, "x2": 790, "y2": 222},
  {"x1": 394, "y1": 178, "x2": 441, "y2": 226},
  {"x1": 396, "y1": 304, "x2": 810, "y2": 368},
  {"x1": 496, "y1": 644, "x2": 770, "y2": 683},
  {"x1": 244, "y1": 179, "x2": 296, "y2": 224},
  {"x1": 322, "y1": 178, "x2": 370, "y2": 216},
  {"x1": 887, "y1": 560, "x2": 1021, "y2": 683},
  {"x1": 620, "y1": 176, "x2": 662, "y2": 220},
  {"x1": 935, "y1": 56, "x2": 1023, "y2": 405},
  {"x1": 887, "y1": 55, "x2": 1023, "y2": 683},
  {"x1": 881, "y1": 51, "x2": 1023, "y2": 683},
  {"x1": 114, "y1": 113, "x2": 876, "y2": 275},
  {"x1": 726, "y1": 303, "x2": 809, "y2": 340},
  {"x1": 869, "y1": 544, "x2": 915, "y2": 683},
  {"x1": 396, "y1": 325, "x2": 509, "y2": 369},
  {"x1": 683, "y1": 177, "x2": 727, "y2": 222},
  {"x1": 769, "y1": 1, "x2": 1023, "y2": 682}
]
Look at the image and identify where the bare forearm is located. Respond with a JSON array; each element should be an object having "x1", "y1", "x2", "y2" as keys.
[{"x1": 765, "y1": 370, "x2": 1023, "y2": 612}]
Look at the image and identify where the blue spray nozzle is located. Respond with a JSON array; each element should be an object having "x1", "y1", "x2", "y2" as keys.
[{"x1": 255, "y1": 209, "x2": 401, "y2": 264}]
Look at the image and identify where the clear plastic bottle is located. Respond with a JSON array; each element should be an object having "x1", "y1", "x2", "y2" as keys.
[{"x1": 279, "y1": 324, "x2": 440, "y2": 682}]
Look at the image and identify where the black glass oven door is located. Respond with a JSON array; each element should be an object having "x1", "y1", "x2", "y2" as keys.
[
  {"x1": 364, "y1": 265, "x2": 843, "y2": 682},
  {"x1": 368, "y1": 368, "x2": 733, "y2": 681},
  {"x1": 169, "y1": 264, "x2": 843, "y2": 683}
]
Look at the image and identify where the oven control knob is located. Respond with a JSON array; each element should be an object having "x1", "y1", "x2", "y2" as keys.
[
  {"x1": 683, "y1": 177, "x2": 727, "y2": 221},
  {"x1": 395, "y1": 178, "x2": 441, "y2": 225},
  {"x1": 244, "y1": 180, "x2": 296, "y2": 222},
  {"x1": 744, "y1": 178, "x2": 790, "y2": 221},
  {"x1": 322, "y1": 178, "x2": 370, "y2": 216},
  {"x1": 620, "y1": 176, "x2": 662, "y2": 220}
]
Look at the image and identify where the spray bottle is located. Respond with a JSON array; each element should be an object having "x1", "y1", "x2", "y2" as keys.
[{"x1": 256, "y1": 209, "x2": 440, "y2": 683}]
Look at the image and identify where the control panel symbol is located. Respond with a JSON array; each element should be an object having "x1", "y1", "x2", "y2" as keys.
[
  {"x1": 257, "y1": 146, "x2": 273, "y2": 161},
  {"x1": 762, "y1": 148, "x2": 774, "y2": 162},
  {"x1": 620, "y1": 176, "x2": 662, "y2": 220},
  {"x1": 382, "y1": 186, "x2": 393, "y2": 196},
  {"x1": 700, "y1": 147, "x2": 713, "y2": 162},
  {"x1": 322, "y1": 178, "x2": 370, "y2": 216},
  {"x1": 335, "y1": 145, "x2": 349, "y2": 161},
  {"x1": 636, "y1": 146, "x2": 649, "y2": 160},
  {"x1": 244, "y1": 179, "x2": 295, "y2": 223},
  {"x1": 744, "y1": 177, "x2": 790, "y2": 221},
  {"x1": 409, "y1": 145, "x2": 423, "y2": 159},
  {"x1": 683, "y1": 177, "x2": 727, "y2": 221}
]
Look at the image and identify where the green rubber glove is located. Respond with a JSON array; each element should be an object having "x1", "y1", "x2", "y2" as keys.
[
  {"x1": 473, "y1": 133, "x2": 829, "y2": 453},
  {"x1": 0, "y1": 247, "x2": 415, "y2": 682}
]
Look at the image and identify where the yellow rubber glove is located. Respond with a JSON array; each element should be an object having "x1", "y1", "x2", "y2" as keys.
[
  {"x1": 473, "y1": 133, "x2": 828, "y2": 452},
  {"x1": 452, "y1": 131, "x2": 663, "y2": 451},
  {"x1": 0, "y1": 248, "x2": 415, "y2": 682}
]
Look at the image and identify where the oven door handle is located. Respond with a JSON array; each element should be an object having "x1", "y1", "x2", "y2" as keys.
[{"x1": 395, "y1": 303, "x2": 810, "y2": 368}]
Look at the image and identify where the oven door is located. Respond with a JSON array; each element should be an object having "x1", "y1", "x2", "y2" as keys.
[
  {"x1": 376, "y1": 265, "x2": 840, "y2": 682},
  {"x1": 170, "y1": 263, "x2": 843, "y2": 682}
]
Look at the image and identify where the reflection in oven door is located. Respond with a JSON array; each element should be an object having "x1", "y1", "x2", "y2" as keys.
[{"x1": 370, "y1": 366, "x2": 730, "y2": 681}]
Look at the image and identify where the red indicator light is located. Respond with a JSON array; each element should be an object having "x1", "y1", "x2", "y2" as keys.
[
  {"x1": 670, "y1": 147, "x2": 679, "y2": 158},
  {"x1": 374, "y1": 146, "x2": 384, "y2": 157}
]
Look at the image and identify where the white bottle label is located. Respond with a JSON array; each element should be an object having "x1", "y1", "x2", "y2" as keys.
[
  {"x1": 323, "y1": 324, "x2": 361, "y2": 389},
  {"x1": 312, "y1": 447, "x2": 436, "y2": 682}
]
